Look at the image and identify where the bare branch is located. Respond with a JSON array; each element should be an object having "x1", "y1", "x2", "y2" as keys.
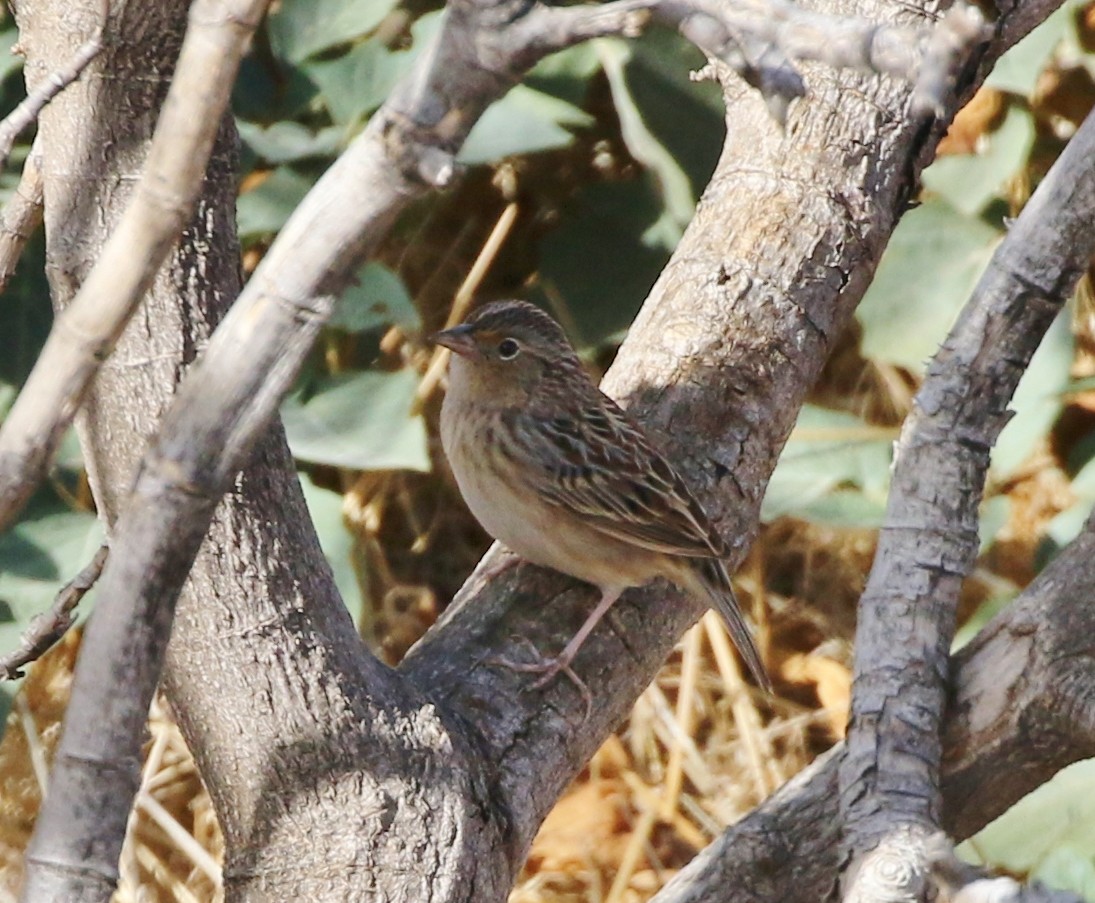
[
  {"x1": 0, "y1": 0, "x2": 107, "y2": 168},
  {"x1": 17, "y1": 0, "x2": 1061, "y2": 896},
  {"x1": 0, "y1": 0, "x2": 269, "y2": 534},
  {"x1": 838, "y1": 105, "x2": 1095, "y2": 902},
  {"x1": 0, "y1": 543, "x2": 107, "y2": 680},
  {"x1": 654, "y1": 517, "x2": 1095, "y2": 902},
  {"x1": 0, "y1": 136, "x2": 43, "y2": 295}
]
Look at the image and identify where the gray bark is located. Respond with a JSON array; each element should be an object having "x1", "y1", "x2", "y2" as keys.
[
  {"x1": 9, "y1": 0, "x2": 1084, "y2": 898},
  {"x1": 655, "y1": 516, "x2": 1095, "y2": 902}
]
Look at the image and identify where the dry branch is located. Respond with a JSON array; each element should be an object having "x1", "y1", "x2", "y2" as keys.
[
  {"x1": 654, "y1": 514, "x2": 1095, "y2": 902},
  {"x1": 0, "y1": 543, "x2": 107, "y2": 680},
  {"x1": 16, "y1": 0, "x2": 958, "y2": 896},
  {"x1": 15, "y1": 0, "x2": 1067, "y2": 898},
  {"x1": 0, "y1": 136, "x2": 43, "y2": 295},
  {"x1": 0, "y1": 0, "x2": 106, "y2": 168},
  {"x1": 0, "y1": 0, "x2": 269, "y2": 535},
  {"x1": 839, "y1": 103, "x2": 1095, "y2": 903}
]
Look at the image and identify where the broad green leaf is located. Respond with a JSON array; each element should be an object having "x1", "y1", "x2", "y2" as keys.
[
  {"x1": 0, "y1": 382, "x2": 13, "y2": 418},
  {"x1": 526, "y1": 42, "x2": 601, "y2": 107},
  {"x1": 617, "y1": 30, "x2": 724, "y2": 203},
  {"x1": 0, "y1": 26, "x2": 21, "y2": 86},
  {"x1": 306, "y1": 39, "x2": 407, "y2": 125},
  {"x1": 958, "y1": 759, "x2": 1095, "y2": 900},
  {"x1": 269, "y1": 0, "x2": 399, "y2": 62},
  {"x1": 985, "y1": 0, "x2": 1077, "y2": 96},
  {"x1": 237, "y1": 121, "x2": 342, "y2": 164},
  {"x1": 299, "y1": 475, "x2": 364, "y2": 620},
  {"x1": 922, "y1": 105, "x2": 1035, "y2": 216},
  {"x1": 857, "y1": 199, "x2": 1001, "y2": 373},
  {"x1": 978, "y1": 494, "x2": 1011, "y2": 554},
  {"x1": 282, "y1": 369, "x2": 429, "y2": 472},
  {"x1": 0, "y1": 493, "x2": 103, "y2": 667},
  {"x1": 233, "y1": 52, "x2": 319, "y2": 123},
  {"x1": 762, "y1": 406, "x2": 895, "y2": 525},
  {"x1": 0, "y1": 233, "x2": 51, "y2": 388},
  {"x1": 332, "y1": 262, "x2": 419, "y2": 333},
  {"x1": 993, "y1": 309, "x2": 1073, "y2": 478},
  {"x1": 597, "y1": 38, "x2": 696, "y2": 227},
  {"x1": 458, "y1": 85, "x2": 593, "y2": 164},
  {"x1": 236, "y1": 165, "x2": 315, "y2": 241},
  {"x1": 303, "y1": 12, "x2": 441, "y2": 127},
  {"x1": 535, "y1": 177, "x2": 673, "y2": 349}
]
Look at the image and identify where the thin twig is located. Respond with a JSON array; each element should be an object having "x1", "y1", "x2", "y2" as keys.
[
  {"x1": 0, "y1": 542, "x2": 107, "y2": 680},
  {"x1": 0, "y1": 0, "x2": 108, "y2": 168},
  {"x1": 0, "y1": 0, "x2": 270, "y2": 534},
  {"x1": 0, "y1": 136, "x2": 44, "y2": 294}
]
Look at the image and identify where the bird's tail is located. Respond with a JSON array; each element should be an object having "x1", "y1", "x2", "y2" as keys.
[{"x1": 694, "y1": 558, "x2": 772, "y2": 692}]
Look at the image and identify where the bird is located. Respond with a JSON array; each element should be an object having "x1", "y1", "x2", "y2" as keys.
[{"x1": 432, "y1": 299, "x2": 770, "y2": 697}]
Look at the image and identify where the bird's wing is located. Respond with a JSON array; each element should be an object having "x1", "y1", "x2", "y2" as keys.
[{"x1": 512, "y1": 392, "x2": 727, "y2": 560}]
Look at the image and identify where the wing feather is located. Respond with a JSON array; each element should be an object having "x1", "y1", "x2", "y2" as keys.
[{"x1": 508, "y1": 390, "x2": 728, "y2": 560}]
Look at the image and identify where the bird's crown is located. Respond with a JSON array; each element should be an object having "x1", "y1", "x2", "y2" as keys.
[{"x1": 466, "y1": 300, "x2": 571, "y2": 352}]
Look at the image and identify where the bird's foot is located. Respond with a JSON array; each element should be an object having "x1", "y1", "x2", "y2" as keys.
[
  {"x1": 488, "y1": 638, "x2": 592, "y2": 720},
  {"x1": 474, "y1": 547, "x2": 522, "y2": 585}
]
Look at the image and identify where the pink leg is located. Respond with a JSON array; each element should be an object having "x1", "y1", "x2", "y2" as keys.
[
  {"x1": 489, "y1": 586, "x2": 624, "y2": 718},
  {"x1": 474, "y1": 545, "x2": 521, "y2": 584}
]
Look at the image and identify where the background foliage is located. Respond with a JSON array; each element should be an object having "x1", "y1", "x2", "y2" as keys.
[{"x1": 1, "y1": 0, "x2": 1095, "y2": 898}]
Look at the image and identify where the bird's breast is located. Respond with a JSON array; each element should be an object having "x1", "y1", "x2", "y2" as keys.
[{"x1": 440, "y1": 397, "x2": 664, "y2": 589}]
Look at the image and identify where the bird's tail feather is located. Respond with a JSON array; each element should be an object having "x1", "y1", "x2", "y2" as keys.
[{"x1": 695, "y1": 558, "x2": 772, "y2": 692}]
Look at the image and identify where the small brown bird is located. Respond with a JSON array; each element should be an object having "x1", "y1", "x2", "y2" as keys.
[{"x1": 433, "y1": 300, "x2": 770, "y2": 693}]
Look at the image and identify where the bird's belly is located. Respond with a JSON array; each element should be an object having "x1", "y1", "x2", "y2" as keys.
[{"x1": 443, "y1": 407, "x2": 657, "y2": 589}]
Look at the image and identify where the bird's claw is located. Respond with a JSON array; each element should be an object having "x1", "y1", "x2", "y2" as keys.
[{"x1": 487, "y1": 638, "x2": 592, "y2": 721}]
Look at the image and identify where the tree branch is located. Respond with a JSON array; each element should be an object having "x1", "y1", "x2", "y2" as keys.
[
  {"x1": 653, "y1": 515, "x2": 1095, "y2": 902},
  {"x1": 0, "y1": 136, "x2": 43, "y2": 295},
  {"x1": 0, "y1": 0, "x2": 106, "y2": 168},
  {"x1": 0, "y1": 0, "x2": 269, "y2": 534},
  {"x1": 18, "y1": 0, "x2": 1066, "y2": 897},
  {"x1": 838, "y1": 103, "x2": 1095, "y2": 903},
  {"x1": 0, "y1": 542, "x2": 107, "y2": 680}
]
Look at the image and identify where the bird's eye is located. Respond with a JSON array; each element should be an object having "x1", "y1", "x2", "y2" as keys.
[{"x1": 497, "y1": 338, "x2": 520, "y2": 360}]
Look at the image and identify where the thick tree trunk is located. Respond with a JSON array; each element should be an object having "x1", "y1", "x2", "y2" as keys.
[
  {"x1": 16, "y1": 0, "x2": 1071, "y2": 899},
  {"x1": 19, "y1": 1, "x2": 509, "y2": 899}
]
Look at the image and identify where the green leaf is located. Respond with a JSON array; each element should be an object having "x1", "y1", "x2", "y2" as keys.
[
  {"x1": 958, "y1": 759, "x2": 1095, "y2": 899},
  {"x1": 985, "y1": 0, "x2": 1077, "y2": 96},
  {"x1": 978, "y1": 494, "x2": 1011, "y2": 555},
  {"x1": 535, "y1": 177, "x2": 673, "y2": 349},
  {"x1": 282, "y1": 369, "x2": 429, "y2": 471},
  {"x1": 0, "y1": 493, "x2": 103, "y2": 666},
  {"x1": 237, "y1": 121, "x2": 342, "y2": 164},
  {"x1": 617, "y1": 30, "x2": 724, "y2": 208},
  {"x1": 236, "y1": 165, "x2": 315, "y2": 241},
  {"x1": 298, "y1": 475, "x2": 364, "y2": 621},
  {"x1": 596, "y1": 38, "x2": 696, "y2": 228},
  {"x1": 993, "y1": 309, "x2": 1073, "y2": 478},
  {"x1": 233, "y1": 52, "x2": 319, "y2": 124},
  {"x1": 762, "y1": 406, "x2": 895, "y2": 525},
  {"x1": 526, "y1": 42, "x2": 601, "y2": 107},
  {"x1": 922, "y1": 105, "x2": 1035, "y2": 216},
  {"x1": 269, "y1": 0, "x2": 399, "y2": 62},
  {"x1": 332, "y1": 262, "x2": 419, "y2": 333},
  {"x1": 0, "y1": 232, "x2": 51, "y2": 388},
  {"x1": 857, "y1": 199, "x2": 1001, "y2": 373},
  {"x1": 458, "y1": 85, "x2": 593, "y2": 165},
  {"x1": 0, "y1": 26, "x2": 22, "y2": 87}
]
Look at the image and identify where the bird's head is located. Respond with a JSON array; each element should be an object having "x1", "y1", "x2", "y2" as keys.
[{"x1": 431, "y1": 300, "x2": 580, "y2": 404}]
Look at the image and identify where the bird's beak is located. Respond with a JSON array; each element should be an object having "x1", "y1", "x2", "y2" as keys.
[{"x1": 430, "y1": 324, "x2": 478, "y2": 357}]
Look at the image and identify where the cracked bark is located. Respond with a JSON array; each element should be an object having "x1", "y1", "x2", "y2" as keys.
[{"x1": 11, "y1": 0, "x2": 1080, "y2": 898}]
